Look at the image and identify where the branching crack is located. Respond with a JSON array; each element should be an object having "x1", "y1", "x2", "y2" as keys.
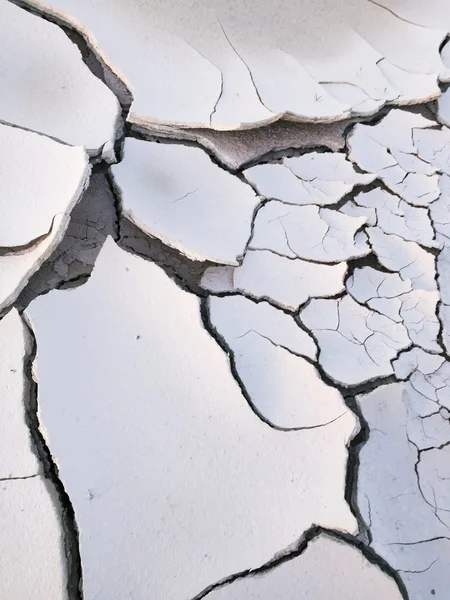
[
  {"x1": 2, "y1": 30, "x2": 447, "y2": 597},
  {"x1": 216, "y1": 17, "x2": 273, "y2": 116}
]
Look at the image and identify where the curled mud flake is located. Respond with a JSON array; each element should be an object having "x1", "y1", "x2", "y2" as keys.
[
  {"x1": 0, "y1": 124, "x2": 90, "y2": 315},
  {"x1": 0, "y1": 1, "x2": 120, "y2": 158},
  {"x1": 111, "y1": 138, "x2": 259, "y2": 265}
]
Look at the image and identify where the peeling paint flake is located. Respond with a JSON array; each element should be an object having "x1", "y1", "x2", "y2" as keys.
[
  {"x1": 347, "y1": 266, "x2": 412, "y2": 322},
  {"x1": 437, "y1": 88, "x2": 450, "y2": 127},
  {"x1": 208, "y1": 294, "x2": 317, "y2": 361},
  {"x1": 129, "y1": 117, "x2": 349, "y2": 171},
  {"x1": 430, "y1": 175, "x2": 450, "y2": 242},
  {"x1": 0, "y1": 124, "x2": 89, "y2": 247}
]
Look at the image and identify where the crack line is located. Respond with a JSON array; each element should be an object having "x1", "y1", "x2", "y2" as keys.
[{"x1": 21, "y1": 312, "x2": 83, "y2": 600}]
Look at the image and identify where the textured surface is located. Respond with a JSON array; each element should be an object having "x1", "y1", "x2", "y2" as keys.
[
  {"x1": 4, "y1": 4, "x2": 450, "y2": 599},
  {"x1": 0, "y1": 477, "x2": 67, "y2": 600},
  {"x1": 357, "y1": 381, "x2": 450, "y2": 600},
  {"x1": 27, "y1": 238, "x2": 358, "y2": 600}
]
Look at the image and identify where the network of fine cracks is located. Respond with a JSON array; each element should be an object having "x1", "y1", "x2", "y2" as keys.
[
  {"x1": 13, "y1": 136, "x2": 413, "y2": 597},
  {"x1": 8, "y1": 2, "x2": 450, "y2": 599}
]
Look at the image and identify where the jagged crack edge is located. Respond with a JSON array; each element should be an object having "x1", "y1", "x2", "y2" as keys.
[
  {"x1": 7, "y1": 0, "x2": 131, "y2": 159},
  {"x1": 191, "y1": 526, "x2": 409, "y2": 600},
  {"x1": 21, "y1": 312, "x2": 83, "y2": 600}
]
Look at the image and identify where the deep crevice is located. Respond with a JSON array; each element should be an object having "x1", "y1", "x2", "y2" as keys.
[
  {"x1": 434, "y1": 251, "x2": 450, "y2": 361},
  {"x1": 127, "y1": 118, "x2": 350, "y2": 173},
  {"x1": 342, "y1": 394, "x2": 372, "y2": 545},
  {"x1": 118, "y1": 218, "x2": 211, "y2": 296},
  {"x1": 126, "y1": 123, "x2": 269, "y2": 186},
  {"x1": 15, "y1": 163, "x2": 119, "y2": 312}
]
